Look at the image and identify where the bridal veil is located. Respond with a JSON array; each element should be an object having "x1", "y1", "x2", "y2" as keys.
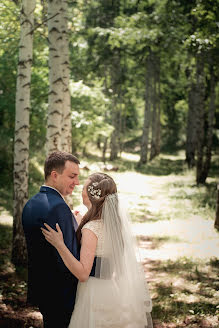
[{"x1": 94, "y1": 193, "x2": 153, "y2": 327}]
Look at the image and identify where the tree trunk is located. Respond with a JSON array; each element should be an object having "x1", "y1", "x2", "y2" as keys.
[
  {"x1": 215, "y1": 182, "x2": 219, "y2": 230},
  {"x1": 140, "y1": 53, "x2": 152, "y2": 165},
  {"x1": 110, "y1": 106, "x2": 120, "y2": 161},
  {"x1": 102, "y1": 67, "x2": 110, "y2": 162},
  {"x1": 118, "y1": 103, "x2": 123, "y2": 156},
  {"x1": 186, "y1": 82, "x2": 197, "y2": 168},
  {"x1": 150, "y1": 53, "x2": 157, "y2": 161},
  {"x1": 109, "y1": 51, "x2": 123, "y2": 161},
  {"x1": 12, "y1": 0, "x2": 35, "y2": 266},
  {"x1": 102, "y1": 137, "x2": 108, "y2": 163},
  {"x1": 97, "y1": 135, "x2": 101, "y2": 149},
  {"x1": 46, "y1": 0, "x2": 64, "y2": 155},
  {"x1": 155, "y1": 58, "x2": 161, "y2": 156},
  {"x1": 61, "y1": 0, "x2": 72, "y2": 153},
  {"x1": 198, "y1": 63, "x2": 216, "y2": 183},
  {"x1": 196, "y1": 55, "x2": 205, "y2": 184}
]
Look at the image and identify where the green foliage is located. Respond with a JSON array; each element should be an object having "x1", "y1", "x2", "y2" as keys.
[
  {"x1": 184, "y1": 0, "x2": 219, "y2": 54},
  {"x1": 0, "y1": 1, "x2": 20, "y2": 184},
  {"x1": 70, "y1": 79, "x2": 113, "y2": 151}
]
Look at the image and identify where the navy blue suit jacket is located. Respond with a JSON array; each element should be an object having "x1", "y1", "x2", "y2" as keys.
[{"x1": 22, "y1": 186, "x2": 80, "y2": 313}]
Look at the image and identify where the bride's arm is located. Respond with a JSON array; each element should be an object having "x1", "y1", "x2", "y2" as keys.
[{"x1": 41, "y1": 223, "x2": 97, "y2": 282}]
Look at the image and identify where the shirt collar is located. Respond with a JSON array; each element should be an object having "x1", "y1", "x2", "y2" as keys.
[{"x1": 42, "y1": 185, "x2": 65, "y2": 201}]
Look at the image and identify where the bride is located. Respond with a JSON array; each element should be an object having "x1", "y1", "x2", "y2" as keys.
[{"x1": 41, "y1": 172, "x2": 153, "y2": 328}]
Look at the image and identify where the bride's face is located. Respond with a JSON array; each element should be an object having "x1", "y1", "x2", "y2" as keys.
[{"x1": 82, "y1": 179, "x2": 92, "y2": 209}]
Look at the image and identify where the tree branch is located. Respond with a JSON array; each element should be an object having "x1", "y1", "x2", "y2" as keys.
[{"x1": 29, "y1": 12, "x2": 59, "y2": 35}]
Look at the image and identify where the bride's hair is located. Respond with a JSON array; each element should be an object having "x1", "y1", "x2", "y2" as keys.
[{"x1": 76, "y1": 172, "x2": 117, "y2": 242}]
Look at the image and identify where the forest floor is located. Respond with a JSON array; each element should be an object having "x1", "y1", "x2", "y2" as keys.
[{"x1": 0, "y1": 151, "x2": 219, "y2": 328}]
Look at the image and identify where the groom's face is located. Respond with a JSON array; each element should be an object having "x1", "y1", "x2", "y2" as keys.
[{"x1": 55, "y1": 160, "x2": 80, "y2": 196}]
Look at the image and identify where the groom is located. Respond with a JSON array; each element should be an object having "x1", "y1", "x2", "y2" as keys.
[{"x1": 22, "y1": 151, "x2": 82, "y2": 328}]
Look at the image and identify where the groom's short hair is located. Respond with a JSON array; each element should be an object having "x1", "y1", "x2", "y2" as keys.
[{"x1": 44, "y1": 151, "x2": 80, "y2": 180}]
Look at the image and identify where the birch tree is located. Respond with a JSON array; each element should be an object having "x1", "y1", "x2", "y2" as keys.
[
  {"x1": 46, "y1": 0, "x2": 64, "y2": 155},
  {"x1": 61, "y1": 0, "x2": 72, "y2": 152},
  {"x1": 12, "y1": 0, "x2": 35, "y2": 266},
  {"x1": 46, "y1": 0, "x2": 72, "y2": 155}
]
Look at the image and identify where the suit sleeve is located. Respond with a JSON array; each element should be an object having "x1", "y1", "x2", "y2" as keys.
[{"x1": 46, "y1": 203, "x2": 79, "y2": 276}]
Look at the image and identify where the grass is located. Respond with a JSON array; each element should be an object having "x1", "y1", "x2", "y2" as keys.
[
  {"x1": 0, "y1": 223, "x2": 12, "y2": 268},
  {"x1": 0, "y1": 150, "x2": 218, "y2": 327}
]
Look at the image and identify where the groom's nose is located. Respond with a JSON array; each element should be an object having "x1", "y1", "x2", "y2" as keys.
[{"x1": 75, "y1": 176, "x2": 79, "y2": 185}]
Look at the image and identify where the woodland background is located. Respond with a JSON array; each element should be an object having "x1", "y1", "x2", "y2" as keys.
[{"x1": 0, "y1": 0, "x2": 219, "y2": 327}]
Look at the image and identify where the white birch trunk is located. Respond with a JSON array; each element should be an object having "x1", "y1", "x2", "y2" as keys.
[
  {"x1": 12, "y1": 0, "x2": 35, "y2": 266},
  {"x1": 60, "y1": 1, "x2": 74, "y2": 209},
  {"x1": 61, "y1": 0, "x2": 72, "y2": 152},
  {"x1": 46, "y1": 0, "x2": 64, "y2": 155}
]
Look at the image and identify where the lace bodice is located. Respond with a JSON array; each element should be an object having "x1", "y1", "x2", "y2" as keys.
[{"x1": 81, "y1": 219, "x2": 104, "y2": 256}]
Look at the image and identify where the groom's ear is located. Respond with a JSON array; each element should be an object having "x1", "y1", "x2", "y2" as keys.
[{"x1": 50, "y1": 170, "x2": 58, "y2": 181}]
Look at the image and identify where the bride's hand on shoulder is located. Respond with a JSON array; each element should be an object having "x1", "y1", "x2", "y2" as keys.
[{"x1": 41, "y1": 223, "x2": 64, "y2": 249}]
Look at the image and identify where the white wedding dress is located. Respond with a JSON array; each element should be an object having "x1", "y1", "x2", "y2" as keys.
[{"x1": 68, "y1": 219, "x2": 153, "y2": 328}]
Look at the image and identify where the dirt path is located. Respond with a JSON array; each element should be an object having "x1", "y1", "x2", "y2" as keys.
[{"x1": 112, "y1": 171, "x2": 219, "y2": 262}]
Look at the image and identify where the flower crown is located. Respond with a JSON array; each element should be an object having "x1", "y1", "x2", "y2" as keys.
[{"x1": 87, "y1": 182, "x2": 101, "y2": 199}]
